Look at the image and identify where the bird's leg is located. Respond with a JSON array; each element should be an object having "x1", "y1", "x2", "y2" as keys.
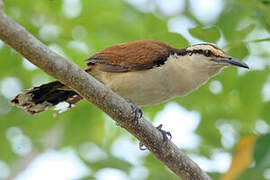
[
  {"x1": 125, "y1": 98, "x2": 142, "y2": 125},
  {"x1": 139, "y1": 124, "x2": 172, "y2": 151}
]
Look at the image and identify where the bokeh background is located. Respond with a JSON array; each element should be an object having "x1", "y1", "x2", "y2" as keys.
[{"x1": 0, "y1": 0, "x2": 270, "y2": 179}]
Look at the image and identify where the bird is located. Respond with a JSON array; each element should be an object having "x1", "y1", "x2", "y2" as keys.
[{"x1": 11, "y1": 40, "x2": 249, "y2": 114}]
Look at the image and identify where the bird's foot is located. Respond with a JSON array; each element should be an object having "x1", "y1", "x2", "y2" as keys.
[
  {"x1": 139, "y1": 124, "x2": 172, "y2": 151},
  {"x1": 156, "y1": 124, "x2": 172, "y2": 142},
  {"x1": 125, "y1": 98, "x2": 142, "y2": 125}
]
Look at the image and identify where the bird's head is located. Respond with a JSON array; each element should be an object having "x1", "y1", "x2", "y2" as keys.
[{"x1": 185, "y1": 43, "x2": 249, "y2": 69}]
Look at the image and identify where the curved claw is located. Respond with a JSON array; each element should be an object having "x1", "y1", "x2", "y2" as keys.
[
  {"x1": 125, "y1": 98, "x2": 142, "y2": 125},
  {"x1": 138, "y1": 124, "x2": 172, "y2": 151},
  {"x1": 156, "y1": 124, "x2": 172, "y2": 142},
  {"x1": 134, "y1": 107, "x2": 142, "y2": 124},
  {"x1": 139, "y1": 142, "x2": 147, "y2": 151}
]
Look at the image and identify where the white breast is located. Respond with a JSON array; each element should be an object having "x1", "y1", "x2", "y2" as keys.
[{"x1": 90, "y1": 54, "x2": 223, "y2": 106}]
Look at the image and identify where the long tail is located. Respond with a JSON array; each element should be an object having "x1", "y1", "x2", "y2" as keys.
[{"x1": 10, "y1": 81, "x2": 82, "y2": 114}]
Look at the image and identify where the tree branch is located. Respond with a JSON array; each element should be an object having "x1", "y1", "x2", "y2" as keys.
[{"x1": 0, "y1": 3, "x2": 211, "y2": 180}]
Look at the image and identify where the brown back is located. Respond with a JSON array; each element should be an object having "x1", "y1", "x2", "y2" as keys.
[{"x1": 85, "y1": 40, "x2": 173, "y2": 72}]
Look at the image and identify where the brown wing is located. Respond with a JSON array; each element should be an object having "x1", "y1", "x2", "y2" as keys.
[{"x1": 85, "y1": 40, "x2": 173, "y2": 72}]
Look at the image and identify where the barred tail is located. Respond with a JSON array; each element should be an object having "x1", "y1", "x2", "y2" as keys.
[{"x1": 10, "y1": 81, "x2": 82, "y2": 114}]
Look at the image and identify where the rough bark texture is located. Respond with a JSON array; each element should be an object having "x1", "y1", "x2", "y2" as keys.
[{"x1": 0, "y1": 2, "x2": 211, "y2": 179}]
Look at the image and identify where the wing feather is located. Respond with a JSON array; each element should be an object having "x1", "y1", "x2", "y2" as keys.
[{"x1": 85, "y1": 40, "x2": 173, "y2": 72}]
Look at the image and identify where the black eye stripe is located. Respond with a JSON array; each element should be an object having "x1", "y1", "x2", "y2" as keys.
[
  {"x1": 174, "y1": 47, "x2": 226, "y2": 58},
  {"x1": 185, "y1": 49, "x2": 215, "y2": 56}
]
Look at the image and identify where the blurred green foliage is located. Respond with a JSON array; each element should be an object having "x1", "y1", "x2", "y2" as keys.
[
  {"x1": 254, "y1": 133, "x2": 270, "y2": 168},
  {"x1": 1, "y1": 0, "x2": 270, "y2": 179}
]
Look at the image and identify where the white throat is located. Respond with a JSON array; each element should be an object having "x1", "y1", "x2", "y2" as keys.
[{"x1": 158, "y1": 54, "x2": 224, "y2": 97}]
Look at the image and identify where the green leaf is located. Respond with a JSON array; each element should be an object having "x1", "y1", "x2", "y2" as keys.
[
  {"x1": 254, "y1": 133, "x2": 270, "y2": 168},
  {"x1": 237, "y1": 24, "x2": 255, "y2": 40},
  {"x1": 237, "y1": 166, "x2": 265, "y2": 180},
  {"x1": 227, "y1": 43, "x2": 249, "y2": 60},
  {"x1": 144, "y1": 155, "x2": 179, "y2": 180},
  {"x1": 80, "y1": 153, "x2": 132, "y2": 172},
  {"x1": 250, "y1": 38, "x2": 270, "y2": 43},
  {"x1": 151, "y1": 32, "x2": 189, "y2": 48},
  {"x1": 262, "y1": 102, "x2": 270, "y2": 123},
  {"x1": 189, "y1": 26, "x2": 221, "y2": 43},
  {"x1": 61, "y1": 102, "x2": 105, "y2": 147}
]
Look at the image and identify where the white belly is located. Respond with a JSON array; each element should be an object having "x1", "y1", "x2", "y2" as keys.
[{"x1": 89, "y1": 55, "x2": 223, "y2": 106}]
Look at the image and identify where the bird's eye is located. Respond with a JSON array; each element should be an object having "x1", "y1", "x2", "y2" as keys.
[{"x1": 205, "y1": 50, "x2": 212, "y2": 57}]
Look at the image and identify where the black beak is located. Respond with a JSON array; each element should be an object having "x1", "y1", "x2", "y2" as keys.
[{"x1": 223, "y1": 56, "x2": 249, "y2": 69}]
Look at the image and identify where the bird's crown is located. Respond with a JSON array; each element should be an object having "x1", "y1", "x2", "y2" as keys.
[{"x1": 185, "y1": 43, "x2": 228, "y2": 58}]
